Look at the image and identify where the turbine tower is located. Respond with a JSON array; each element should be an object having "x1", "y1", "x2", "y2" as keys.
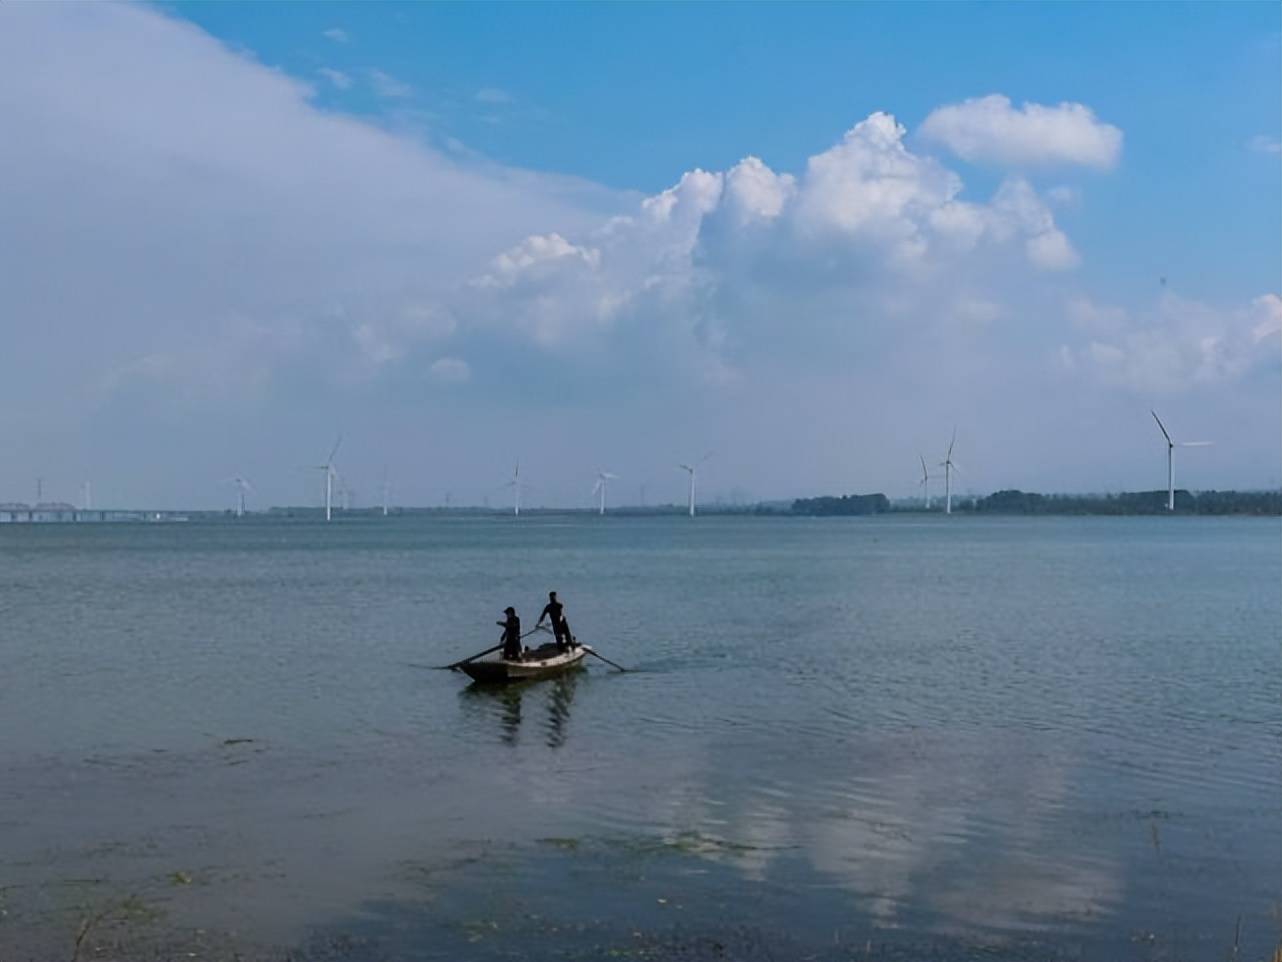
[
  {"x1": 381, "y1": 466, "x2": 391, "y2": 517},
  {"x1": 592, "y1": 471, "x2": 618, "y2": 515},
  {"x1": 223, "y1": 476, "x2": 253, "y2": 517},
  {"x1": 939, "y1": 431, "x2": 958, "y2": 515},
  {"x1": 918, "y1": 455, "x2": 932, "y2": 510},
  {"x1": 1151, "y1": 410, "x2": 1212, "y2": 511},
  {"x1": 502, "y1": 461, "x2": 526, "y2": 517},
  {"x1": 312, "y1": 436, "x2": 342, "y2": 521},
  {"x1": 677, "y1": 452, "x2": 712, "y2": 518}
]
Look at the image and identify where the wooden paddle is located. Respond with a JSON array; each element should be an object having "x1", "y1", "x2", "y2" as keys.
[
  {"x1": 582, "y1": 645, "x2": 630, "y2": 672},
  {"x1": 436, "y1": 642, "x2": 503, "y2": 671},
  {"x1": 536, "y1": 624, "x2": 631, "y2": 672},
  {"x1": 436, "y1": 626, "x2": 543, "y2": 670}
]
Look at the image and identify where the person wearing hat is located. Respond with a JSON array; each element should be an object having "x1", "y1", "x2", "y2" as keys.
[{"x1": 497, "y1": 606, "x2": 522, "y2": 660}]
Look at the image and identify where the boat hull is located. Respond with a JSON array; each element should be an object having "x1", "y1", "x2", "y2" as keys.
[{"x1": 459, "y1": 643, "x2": 587, "y2": 684}]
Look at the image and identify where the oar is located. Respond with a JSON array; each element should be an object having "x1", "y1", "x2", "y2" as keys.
[
  {"x1": 435, "y1": 642, "x2": 503, "y2": 671},
  {"x1": 535, "y1": 625, "x2": 630, "y2": 672},
  {"x1": 435, "y1": 626, "x2": 543, "y2": 671},
  {"x1": 581, "y1": 645, "x2": 630, "y2": 673}
]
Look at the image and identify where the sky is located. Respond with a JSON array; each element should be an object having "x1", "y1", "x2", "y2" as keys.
[{"x1": 0, "y1": 2, "x2": 1278, "y2": 510}]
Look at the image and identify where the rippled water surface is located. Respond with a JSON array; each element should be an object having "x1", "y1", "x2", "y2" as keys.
[{"x1": 2, "y1": 515, "x2": 1278, "y2": 960}]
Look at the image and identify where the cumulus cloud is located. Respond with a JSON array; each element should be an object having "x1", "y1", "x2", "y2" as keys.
[
  {"x1": 919, "y1": 94, "x2": 1123, "y2": 169},
  {"x1": 322, "y1": 27, "x2": 349, "y2": 43},
  {"x1": 0, "y1": 3, "x2": 1274, "y2": 505},
  {"x1": 457, "y1": 113, "x2": 1084, "y2": 368}
]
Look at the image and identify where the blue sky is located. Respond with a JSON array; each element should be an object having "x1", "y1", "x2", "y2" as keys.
[
  {"x1": 176, "y1": 2, "x2": 1279, "y2": 303},
  {"x1": 0, "y1": 2, "x2": 1278, "y2": 508}
]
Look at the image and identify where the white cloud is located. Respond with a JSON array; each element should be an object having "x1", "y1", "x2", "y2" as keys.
[
  {"x1": 1026, "y1": 229, "x2": 1079, "y2": 271},
  {"x1": 721, "y1": 157, "x2": 795, "y2": 222},
  {"x1": 317, "y1": 67, "x2": 352, "y2": 90},
  {"x1": 475, "y1": 233, "x2": 601, "y2": 288},
  {"x1": 460, "y1": 115, "x2": 1084, "y2": 361},
  {"x1": 428, "y1": 357, "x2": 471, "y2": 384},
  {"x1": 990, "y1": 177, "x2": 1080, "y2": 270},
  {"x1": 795, "y1": 112, "x2": 959, "y2": 256},
  {"x1": 322, "y1": 27, "x2": 349, "y2": 43},
  {"x1": 475, "y1": 87, "x2": 513, "y2": 105},
  {"x1": 0, "y1": 1, "x2": 622, "y2": 489},
  {"x1": 0, "y1": 2, "x2": 1274, "y2": 504},
  {"x1": 1248, "y1": 134, "x2": 1281, "y2": 155},
  {"x1": 919, "y1": 94, "x2": 1123, "y2": 169},
  {"x1": 1064, "y1": 292, "x2": 1281, "y2": 394},
  {"x1": 368, "y1": 69, "x2": 412, "y2": 99}
]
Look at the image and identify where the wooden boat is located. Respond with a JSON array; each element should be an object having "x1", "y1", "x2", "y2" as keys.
[{"x1": 459, "y1": 642, "x2": 588, "y2": 684}]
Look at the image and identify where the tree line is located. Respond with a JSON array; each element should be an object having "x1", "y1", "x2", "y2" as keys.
[{"x1": 792, "y1": 489, "x2": 1280, "y2": 516}]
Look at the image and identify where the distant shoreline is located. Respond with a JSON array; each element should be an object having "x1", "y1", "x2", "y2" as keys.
[
  {"x1": 4, "y1": 489, "x2": 1280, "y2": 524},
  {"x1": 791, "y1": 489, "x2": 1281, "y2": 517}
]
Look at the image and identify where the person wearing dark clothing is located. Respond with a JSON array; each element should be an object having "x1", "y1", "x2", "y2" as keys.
[
  {"x1": 497, "y1": 607, "x2": 522, "y2": 660},
  {"x1": 537, "y1": 591, "x2": 575, "y2": 649}
]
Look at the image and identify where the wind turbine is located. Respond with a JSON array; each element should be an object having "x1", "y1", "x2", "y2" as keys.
[
  {"x1": 312, "y1": 436, "x2": 342, "y2": 521},
  {"x1": 381, "y1": 466, "x2": 391, "y2": 517},
  {"x1": 1151, "y1": 410, "x2": 1212, "y2": 511},
  {"x1": 592, "y1": 471, "x2": 618, "y2": 515},
  {"x1": 222, "y1": 476, "x2": 253, "y2": 517},
  {"x1": 939, "y1": 430, "x2": 958, "y2": 515},
  {"x1": 677, "y1": 452, "x2": 712, "y2": 517},
  {"x1": 502, "y1": 461, "x2": 527, "y2": 517},
  {"x1": 918, "y1": 455, "x2": 932, "y2": 510}
]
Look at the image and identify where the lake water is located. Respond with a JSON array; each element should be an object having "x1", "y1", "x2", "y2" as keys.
[{"x1": 1, "y1": 515, "x2": 1278, "y2": 961}]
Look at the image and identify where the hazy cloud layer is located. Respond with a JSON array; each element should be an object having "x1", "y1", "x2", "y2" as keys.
[
  {"x1": 0, "y1": 3, "x2": 1275, "y2": 508},
  {"x1": 1063, "y1": 293, "x2": 1282, "y2": 394}
]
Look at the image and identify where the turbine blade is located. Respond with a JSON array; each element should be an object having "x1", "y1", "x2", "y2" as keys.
[
  {"x1": 1180, "y1": 441, "x2": 1213, "y2": 447},
  {"x1": 947, "y1": 428, "x2": 956, "y2": 460},
  {"x1": 678, "y1": 464, "x2": 692, "y2": 472},
  {"x1": 327, "y1": 435, "x2": 343, "y2": 464},
  {"x1": 1150, "y1": 410, "x2": 1172, "y2": 445}
]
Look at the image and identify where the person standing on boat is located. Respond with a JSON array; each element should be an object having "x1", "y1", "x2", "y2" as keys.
[
  {"x1": 537, "y1": 591, "x2": 575, "y2": 649},
  {"x1": 497, "y1": 606, "x2": 522, "y2": 660}
]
